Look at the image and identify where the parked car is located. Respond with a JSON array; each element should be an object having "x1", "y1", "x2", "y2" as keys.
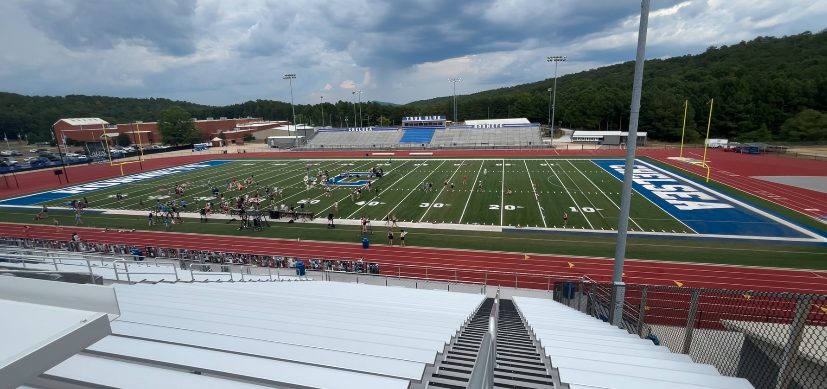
[
  {"x1": 31, "y1": 148, "x2": 49, "y2": 154},
  {"x1": 23, "y1": 156, "x2": 39, "y2": 163},
  {"x1": 66, "y1": 152, "x2": 80, "y2": 158},
  {"x1": 1, "y1": 158, "x2": 19, "y2": 166},
  {"x1": 0, "y1": 150, "x2": 12, "y2": 156},
  {"x1": 77, "y1": 155, "x2": 89, "y2": 161}
]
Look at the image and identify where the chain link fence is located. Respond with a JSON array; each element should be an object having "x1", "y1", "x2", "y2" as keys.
[{"x1": 552, "y1": 280, "x2": 827, "y2": 389}]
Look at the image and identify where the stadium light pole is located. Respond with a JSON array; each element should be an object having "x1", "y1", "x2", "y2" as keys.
[
  {"x1": 320, "y1": 96, "x2": 324, "y2": 128},
  {"x1": 547, "y1": 88, "x2": 553, "y2": 135},
  {"x1": 283, "y1": 74, "x2": 297, "y2": 147},
  {"x1": 611, "y1": 0, "x2": 650, "y2": 328},
  {"x1": 351, "y1": 92, "x2": 357, "y2": 128},
  {"x1": 546, "y1": 55, "x2": 566, "y2": 147},
  {"x1": 353, "y1": 90, "x2": 364, "y2": 128},
  {"x1": 449, "y1": 78, "x2": 462, "y2": 125}
]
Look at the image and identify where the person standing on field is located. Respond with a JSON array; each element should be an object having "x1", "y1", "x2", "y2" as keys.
[
  {"x1": 400, "y1": 229, "x2": 407, "y2": 247},
  {"x1": 563, "y1": 211, "x2": 568, "y2": 227}
]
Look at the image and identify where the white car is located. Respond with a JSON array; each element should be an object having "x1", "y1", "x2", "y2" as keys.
[
  {"x1": 23, "y1": 156, "x2": 38, "y2": 163},
  {"x1": 65, "y1": 152, "x2": 80, "y2": 158},
  {"x1": 0, "y1": 150, "x2": 12, "y2": 156},
  {"x1": 77, "y1": 155, "x2": 88, "y2": 161}
]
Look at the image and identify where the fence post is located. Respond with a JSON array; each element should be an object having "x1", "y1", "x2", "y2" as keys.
[
  {"x1": 775, "y1": 295, "x2": 811, "y2": 389},
  {"x1": 637, "y1": 286, "x2": 648, "y2": 338},
  {"x1": 514, "y1": 272, "x2": 518, "y2": 289},
  {"x1": 610, "y1": 282, "x2": 626, "y2": 328},
  {"x1": 577, "y1": 279, "x2": 584, "y2": 313},
  {"x1": 172, "y1": 264, "x2": 179, "y2": 282},
  {"x1": 267, "y1": 266, "x2": 272, "y2": 281},
  {"x1": 681, "y1": 289, "x2": 701, "y2": 354}
]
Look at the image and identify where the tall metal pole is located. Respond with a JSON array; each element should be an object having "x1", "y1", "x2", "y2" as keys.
[
  {"x1": 352, "y1": 91, "x2": 360, "y2": 128},
  {"x1": 610, "y1": 0, "x2": 650, "y2": 328},
  {"x1": 320, "y1": 96, "x2": 324, "y2": 128},
  {"x1": 449, "y1": 78, "x2": 461, "y2": 124},
  {"x1": 356, "y1": 90, "x2": 363, "y2": 128},
  {"x1": 547, "y1": 87, "x2": 552, "y2": 134},
  {"x1": 283, "y1": 74, "x2": 297, "y2": 146},
  {"x1": 546, "y1": 55, "x2": 566, "y2": 148}
]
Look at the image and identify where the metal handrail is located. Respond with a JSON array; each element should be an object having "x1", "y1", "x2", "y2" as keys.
[{"x1": 468, "y1": 288, "x2": 499, "y2": 388}]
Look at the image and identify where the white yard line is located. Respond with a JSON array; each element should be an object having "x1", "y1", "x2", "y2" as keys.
[
  {"x1": 500, "y1": 159, "x2": 505, "y2": 226},
  {"x1": 384, "y1": 160, "x2": 448, "y2": 220},
  {"x1": 557, "y1": 160, "x2": 609, "y2": 223},
  {"x1": 312, "y1": 160, "x2": 398, "y2": 218},
  {"x1": 418, "y1": 161, "x2": 464, "y2": 222},
  {"x1": 95, "y1": 161, "x2": 269, "y2": 209},
  {"x1": 544, "y1": 159, "x2": 594, "y2": 229},
  {"x1": 570, "y1": 160, "x2": 643, "y2": 231},
  {"x1": 345, "y1": 161, "x2": 416, "y2": 219},
  {"x1": 524, "y1": 160, "x2": 547, "y2": 228},
  {"x1": 459, "y1": 161, "x2": 484, "y2": 223}
]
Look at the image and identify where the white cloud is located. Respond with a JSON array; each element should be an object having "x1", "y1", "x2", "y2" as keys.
[{"x1": 0, "y1": 0, "x2": 825, "y2": 105}]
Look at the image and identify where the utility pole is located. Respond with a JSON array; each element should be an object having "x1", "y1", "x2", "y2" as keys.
[{"x1": 546, "y1": 55, "x2": 566, "y2": 147}]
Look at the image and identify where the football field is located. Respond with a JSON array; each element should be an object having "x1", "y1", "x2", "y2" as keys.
[{"x1": 3, "y1": 158, "x2": 823, "y2": 242}]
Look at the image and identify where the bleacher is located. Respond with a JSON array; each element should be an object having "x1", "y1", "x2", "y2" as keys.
[
  {"x1": 513, "y1": 296, "x2": 755, "y2": 389},
  {"x1": 399, "y1": 127, "x2": 437, "y2": 144},
  {"x1": 304, "y1": 128, "x2": 402, "y2": 149},
  {"x1": 431, "y1": 125, "x2": 543, "y2": 148},
  {"x1": 11, "y1": 281, "x2": 484, "y2": 388}
]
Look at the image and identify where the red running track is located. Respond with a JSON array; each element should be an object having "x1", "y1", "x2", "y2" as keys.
[
  {"x1": 4, "y1": 223, "x2": 826, "y2": 294},
  {"x1": 646, "y1": 148, "x2": 827, "y2": 222}
]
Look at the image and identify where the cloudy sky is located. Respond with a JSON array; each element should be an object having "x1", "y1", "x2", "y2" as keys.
[{"x1": 1, "y1": 0, "x2": 824, "y2": 106}]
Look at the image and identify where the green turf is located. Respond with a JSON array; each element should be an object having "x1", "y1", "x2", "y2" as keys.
[
  {"x1": 38, "y1": 158, "x2": 696, "y2": 233},
  {"x1": 4, "y1": 157, "x2": 824, "y2": 269}
]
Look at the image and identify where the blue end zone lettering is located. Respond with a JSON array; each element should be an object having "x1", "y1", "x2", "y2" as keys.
[
  {"x1": 0, "y1": 160, "x2": 233, "y2": 206},
  {"x1": 327, "y1": 172, "x2": 374, "y2": 187},
  {"x1": 592, "y1": 159, "x2": 808, "y2": 238}
]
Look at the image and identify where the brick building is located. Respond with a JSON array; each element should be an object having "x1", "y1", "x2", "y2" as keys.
[
  {"x1": 52, "y1": 118, "x2": 114, "y2": 143},
  {"x1": 56, "y1": 117, "x2": 286, "y2": 145}
]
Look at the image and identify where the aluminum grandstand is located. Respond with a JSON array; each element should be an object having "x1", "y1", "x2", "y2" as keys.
[
  {"x1": 302, "y1": 118, "x2": 543, "y2": 149},
  {"x1": 9, "y1": 239, "x2": 811, "y2": 389}
]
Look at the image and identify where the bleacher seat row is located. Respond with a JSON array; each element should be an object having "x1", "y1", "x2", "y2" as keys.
[{"x1": 29, "y1": 282, "x2": 485, "y2": 388}]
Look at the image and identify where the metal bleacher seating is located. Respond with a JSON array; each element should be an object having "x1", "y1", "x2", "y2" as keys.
[
  {"x1": 305, "y1": 129, "x2": 403, "y2": 149},
  {"x1": 21, "y1": 281, "x2": 485, "y2": 388},
  {"x1": 302, "y1": 126, "x2": 543, "y2": 149},
  {"x1": 513, "y1": 296, "x2": 755, "y2": 389},
  {"x1": 431, "y1": 126, "x2": 543, "y2": 148}
]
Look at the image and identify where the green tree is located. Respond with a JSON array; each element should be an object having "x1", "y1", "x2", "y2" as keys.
[
  {"x1": 779, "y1": 109, "x2": 827, "y2": 141},
  {"x1": 158, "y1": 107, "x2": 200, "y2": 145},
  {"x1": 116, "y1": 132, "x2": 132, "y2": 147}
]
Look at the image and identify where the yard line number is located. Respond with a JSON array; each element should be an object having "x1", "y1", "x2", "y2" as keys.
[
  {"x1": 490, "y1": 204, "x2": 520, "y2": 211},
  {"x1": 569, "y1": 206, "x2": 603, "y2": 213}
]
